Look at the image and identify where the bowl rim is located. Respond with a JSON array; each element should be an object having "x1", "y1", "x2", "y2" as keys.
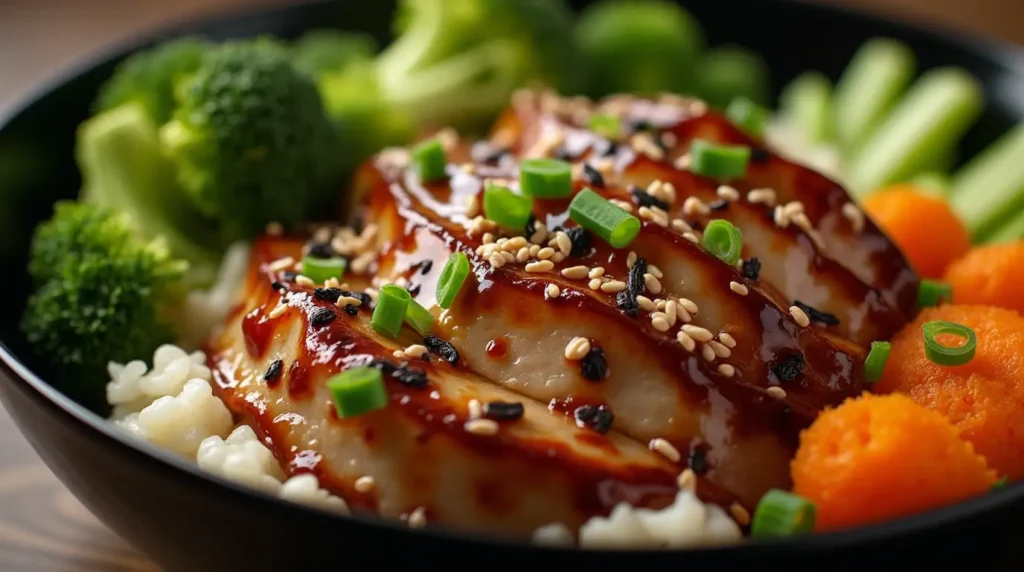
[{"x1": 0, "y1": 0, "x2": 1022, "y2": 556}]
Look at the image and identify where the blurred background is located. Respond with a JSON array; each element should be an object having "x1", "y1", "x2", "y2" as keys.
[{"x1": 0, "y1": 0, "x2": 1020, "y2": 569}]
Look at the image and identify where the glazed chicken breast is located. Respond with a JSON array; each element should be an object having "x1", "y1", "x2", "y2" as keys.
[{"x1": 207, "y1": 91, "x2": 918, "y2": 538}]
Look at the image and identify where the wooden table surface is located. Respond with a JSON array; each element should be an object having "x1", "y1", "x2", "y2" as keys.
[{"x1": 0, "y1": 0, "x2": 1021, "y2": 570}]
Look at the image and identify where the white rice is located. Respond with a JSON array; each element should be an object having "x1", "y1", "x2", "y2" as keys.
[{"x1": 534, "y1": 489, "x2": 742, "y2": 549}]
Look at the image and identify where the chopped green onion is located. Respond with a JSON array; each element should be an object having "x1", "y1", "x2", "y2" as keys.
[
  {"x1": 993, "y1": 475, "x2": 1009, "y2": 491},
  {"x1": 436, "y1": 252, "x2": 470, "y2": 309},
  {"x1": 520, "y1": 158, "x2": 573, "y2": 198},
  {"x1": 922, "y1": 320, "x2": 976, "y2": 366},
  {"x1": 327, "y1": 366, "x2": 389, "y2": 418},
  {"x1": 725, "y1": 97, "x2": 771, "y2": 138},
  {"x1": 864, "y1": 341, "x2": 891, "y2": 383},
  {"x1": 751, "y1": 489, "x2": 816, "y2": 538},
  {"x1": 483, "y1": 183, "x2": 533, "y2": 229},
  {"x1": 589, "y1": 113, "x2": 621, "y2": 139},
  {"x1": 568, "y1": 188, "x2": 641, "y2": 248},
  {"x1": 404, "y1": 300, "x2": 435, "y2": 336},
  {"x1": 688, "y1": 139, "x2": 750, "y2": 179},
  {"x1": 301, "y1": 255, "x2": 346, "y2": 284},
  {"x1": 917, "y1": 279, "x2": 953, "y2": 308},
  {"x1": 371, "y1": 285, "x2": 411, "y2": 338},
  {"x1": 411, "y1": 138, "x2": 448, "y2": 182},
  {"x1": 701, "y1": 219, "x2": 743, "y2": 265}
]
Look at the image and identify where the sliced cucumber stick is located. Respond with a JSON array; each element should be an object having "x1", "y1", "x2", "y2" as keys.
[
  {"x1": 846, "y1": 67, "x2": 983, "y2": 198},
  {"x1": 985, "y1": 208, "x2": 1024, "y2": 243},
  {"x1": 779, "y1": 72, "x2": 834, "y2": 145},
  {"x1": 833, "y1": 38, "x2": 916, "y2": 154},
  {"x1": 951, "y1": 123, "x2": 1024, "y2": 240},
  {"x1": 908, "y1": 171, "x2": 952, "y2": 195}
]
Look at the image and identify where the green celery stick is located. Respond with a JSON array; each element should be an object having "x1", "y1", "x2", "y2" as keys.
[
  {"x1": 907, "y1": 171, "x2": 952, "y2": 195},
  {"x1": 833, "y1": 38, "x2": 916, "y2": 153},
  {"x1": 779, "y1": 72, "x2": 834, "y2": 145},
  {"x1": 846, "y1": 67, "x2": 983, "y2": 198},
  {"x1": 951, "y1": 123, "x2": 1024, "y2": 240},
  {"x1": 985, "y1": 207, "x2": 1024, "y2": 243}
]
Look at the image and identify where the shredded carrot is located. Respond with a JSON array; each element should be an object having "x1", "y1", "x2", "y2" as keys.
[
  {"x1": 862, "y1": 184, "x2": 970, "y2": 279},
  {"x1": 791, "y1": 393, "x2": 995, "y2": 532},
  {"x1": 944, "y1": 242, "x2": 1024, "y2": 315},
  {"x1": 877, "y1": 304, "x2": 1024, "y2": 479}
]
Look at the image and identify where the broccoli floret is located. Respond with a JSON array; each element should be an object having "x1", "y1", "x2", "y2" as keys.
[
  {"x1": 373, "y1": 0, "x2": 582, "y2": 130},
  {"x1": 21, "y1": 202, "x2": 187, "y2": 411},
  {"x1": 291, "y1": 29, "x2": 378, "y2": 77},
  {"x1": 160, "y1": 39, "x2": 341, "y2": 240},
  {"x1": 93, "y1": 37, "x2": 210, "y2": 124},
  {"x1": 575, "y1": 0, "x2": 705, "y2": 98}
]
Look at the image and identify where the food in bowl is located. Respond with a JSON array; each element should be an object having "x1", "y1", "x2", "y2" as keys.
[{"x1": 15, "y1": 0, "x2": 1024, "y2": 550}]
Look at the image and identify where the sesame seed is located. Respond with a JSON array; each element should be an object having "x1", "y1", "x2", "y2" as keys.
[
  {"x1": 651, "y1": 315, "x2": 670, "y2": 332},
  {"x1": 790, "y1": 305, "x2": 811, "y2": 327},
  {"x1": 546, "y1": 284, "x2": 561, "y2": 299},
  {"x1": 464, "y1": 418, "x2": 499, "y2": 436},
  {"x1": 689, "y1": 99, "x2": 709, "y2": 116},
  {"x1": 609, "y1": 198, "x2": 635, "y2": 213},
  {"x1": 681, "y1": 324, "x2": 713, "y2": 342},
  {"x1": 730, "y1": 503, "x2": 751, "y2": 526},
  {"x1": 717, "y1": 185, "x2": 740, "y2": 201},
  {"x1": 354, "y1": 476, "x2": 376, "y2": 493},
  {"x1": 638, "y1": 206, "x2": 669, "y2": 227},
  {"x1": 791, "y1": 212, "x2": 827, "y2": 251},
  {"x1": 671, "y1": 219, "x2": 693, "y2": 234},
  {"x1": 505, "y1": 236, "x2": 528, "y2": 251},
  {"x1": 674, "y1": 154, "x2": 691, "y2": 170},
  {"x1": 468, "y1": 399, "x2": 483, "y2": 419},
  {"x1": 600, "y1": 280, "x2": 627, "y2": 293},
  {"x1": 661, "y1": 132, "x2": 678, "y2": 149},
  {"x1": 637, "y1": 295, "x2": 655, "y2": 312},
  {"x1": 588, "y1": 266, "x2": 606, "y2": 279},
  {"x1": 500, "y1": 251, "x2": 515, "y2": 263},
  {"x1": 719, "y1": 332, "x2": 737, "y2": 348},
  {"x1": 626, "y1": 251, "x2": 638, "y2": 269},
  {"x1": 729, "y1": 281, "x2": 749, "y2": 296},
  {"x1": 268, "y1": 304, "x2": 288, "y2": 319},
  {"x1": 655, "y1": 299, "x2": 666, "y2": 311},
  {"x1": 747, "y1": 188, "x2": 776, "y2": 206},
  {"x1": 516, "y1": 247, "x2": 531, "y2": 263},
  {"x1": 324, "y1": 277, "x2": 341, "y2": 289},
  {"x1": 588, "y1": 278, "x2": 603, "y2": 290},
  {"x1": 661, "y1": 182, "x2": 678, "y2": 204},
  {"x1": 843, "y1": 202, "x2": 865, "y2": 233},
  {"x1": 482, "y1": 232, "x2": 495, "y2": 244},
  {"x1": 564, "y1": 337, "x2": 592, "y2": 360},
  {"x1": 647, "y1": 264, "x2": 663, "y2": 279},
  {"x1": 555, "y1": 231, "x2": 572, "y2": 256},
  {"x1": 708, "y1": 340, "x2": 731, "y2": 359},
  {"x1": 679, "y1": 298, "x2": 699, "y2": 315},
  {"x1": 643, "y1": 273, "x2": 663, "y2": 294},
  {"x1": 364, "y1": 288, "x2": 379, "y2": 301},
  {"x1": 631, "y1": 133, "x2": 664, "y2": 160},
  {"x1": 408, "y1": 506, "x2": 428, "y2": 528},
  {"x1": 265, "y1": 222, "x2": 284, "y2": 236},
  {"x1": 664, "y1": 300, "x2": 677, "y2": 325},
  {"x1": 677, "y1": 468, "x2": 697, "y2": 491},
  {"x1": 351, "y1": 252, "x2": 375, "y2": 274},
  {"x1": 551, "y1": 252, "x2": 566, "y2": 263},
  {"x1": 773, "y1": 206, "x2": 790, "y2": 228},
  {"x1": 392, "y1": 349, "x2": 407, "y2": 360},
  {"x1": 336, "y1": 296, "x2": 361, "y2": 308},
  {"x1": 529, "y1": 244, "x2": 542, "y2": 257},
  {"x1": 649, "y1": 438, "x2": 681, "y2": 463},
  {"x1": 561, "y1": 266, "x2": 589, "y2": 280},
  {"x1": 676, "y1": 331, "x2": 696, "y2": 352},
  {"x1": 404, "y1": 344, "x2": 428, "y2": 359},
  {"x1": 526, "y1": 260, "x2": 554, "y2": 273},
  {"x1": 465, "y1": 194, "x2": 480, "y2": 218},
  {"x1": 683, "y1": 197, "x2": 710, "y2": 217},
  {"x1": 268, "y1": 256, "x2": 296, "y2": 273},
  {"x1": 782, "y1": 201, "x2": 805, "y2": 217},
  {"x1": 530, "y1": 225, "x2": 549, "y2": 244},
  {"x1": 701, "y1": 344, "x2": 716, "y2": 362},
  {"x1": 717, "y1": 364, "x2": 736, "y2": 377},
  {"x1": 766, "y1": 386, "x2": 788, "y2": 399},
  {"x1": 489, "y1": 253, "x2": 505, "y2": 268},
  {"x1": 683, "y1": 232, "x2": 700, "y2": 244},
  {"x1": 295, "y1": 275, "x2": 315, "y2": 287}
]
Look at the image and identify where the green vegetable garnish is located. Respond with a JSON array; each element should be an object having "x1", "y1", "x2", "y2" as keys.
[
  {"x1": 589, "y1": 113, "x2": 622, "y2": 140},
  {"x1": 371, "y1": 285, "x2": 412, "y2": 338},
  {"x1": 520, "y1": 158, "x2": 573, "y2": 199},
  {"x1": 951, "y1": 123, "x2": 1024, "y2": 241},
  {"x1": 779, "y1": 71, "x2": 835, "y2": 145},
  {"x1": 483, "y1": 184, "x2": 533, "y2": 230},
  {"x1": 568, "y1": 188, "x2": 641, "y2": 248},
  {"x1": 302, "y1": 256, "x2": 346, "y2": 284},
  {"x1": 692, "y1": 45, "x2": 770, "y2": 109},
  {"x1": 289, "y1": 28, "x2": 378, "y2": 77},
  {"x1": 917, "y1": 279, "x2": 953, "y2": 308},
  {"x1": 327, "y1": 367, "x2": 389, "y2": 418},
  {"x1": 701, "y1": 219, "x2": 743, "y2": 265},
  {"x1": 864, "y1": 341, "x2": 891, "y2": 383},
  {"x1": 725, "y1": 97, "x2": 771, "y2": 138},
  {"x1": 922, "y1": 320, "x2": 977, "y2": 366},
  {"x1": 751, "y1": 489, "x2": 817, "y2": 537},
  {"x1": 404, "y1": 300, "x2": 435, "y2": 337},
  {"x1": 436, "y1": 252, "x2": 471, "y2": 309},
  {"x1": 412, "y1": 138, "x2": 448, "y2": 182},
  {"x1": 688, "y1": 139, "x2": 750, "y2": 179},
  {"x1": 832, "y1": 38, "x2": 916, "y2": 153}
]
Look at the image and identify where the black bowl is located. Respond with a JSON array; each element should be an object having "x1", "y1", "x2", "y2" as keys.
[{"x1": 2, "y1": 1, "x2": 1023, "y2": 569}]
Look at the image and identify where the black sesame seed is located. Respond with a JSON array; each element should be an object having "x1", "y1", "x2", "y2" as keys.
[
  {"x1": 524, "y1": 214, "x2": 539, "y2": 239},
  {"x1": 771, "y1": 353, "x2": 804, "y2": 383},
  {"x1": 281, "y1": 271, "x2": 298, "y2": 282},
  {"x1": 483, "y1": 401, "x2": 525, "y2": 421},
  {"x1": 306, "y1": 242, "x2": 336, "y2": 259},
  {"x1": 263, "y1": 359, "x2": 283, "y2": 382},
  {"x1": 628, "y1": 119, "x2": 652, "y2": 133},
  {"x1": 565, "y1": 227, "x2": 592, "y2": 258},
  {"x1": 393, "y1": 364, "x2": 429, "y2": 388},
  {"x1": 750, "y1": 147, "x2": 770, "y2": 162},
  {"x1": 313, "y1": 287, "x2": 343, "y2": 303},
  {"x1": 271, "y1": 281, "x2": 286, "y2": 291},
  {"x1": 421, "y1": 353, "x2": 430, "y2": 362},
  {"x1": 309, "y1": 307, "x2": 336, "y2": 326},
  {"x1": 583, "y1": 163, "x2": 605, "y2": 187},
  {"x1": 553, "y1": 146, "x2": 575, "y2": 161},
  {"x1": 689, "y1": 448, "x2": 709, "y2": 475},
  {"x1": 368, "y1": 359, "x2": 397, "y2": 375},
  {"x1": 575, "y1": 405, "x2": 614, "y2": 434},
  {"x1": 617, "y1": 256, "x2": 647, "y2": 317},
  {"x1": 580, "y1": 346, "x2": 608, "y2": 381},
  {"x1": 741, "y1": 257, "x2": 762, "y2": 281},
  {"x1": 423, "y1": 335, "x2": 459, "y2": 365},
  {"x1": 688, "y1": 220, "x2": 704, "y2": 232},
  {"x1": 471, "y1": 141, "x2": 507, "y2": 164},
  {"x1": 352, "y1": 292, "x2": 373, "y2": 308},
  {"x1": 793, "y1": 300, "x2": 840, "y2": 326},
  {"x1": 708, "y1": 199, "x2": 730, "y2": 212},
  {"x1": 615, "y1": 291, "x2": 638, "y2": 317},
  {"x1": 408, "y1": 283, "x2": 422, "y2": 297},
  {"x1": 629, "y1": 186, "x2": 670, "y2": 211},
  {"x1": 343, "y1": 304, "x2": 359, "y2": 316},
  {"x1": 598, "y1": 140, "x2": 618, "y2": 157},
  {"x1": 419, "y1": 259, "x2": 433, "y2": 275}
]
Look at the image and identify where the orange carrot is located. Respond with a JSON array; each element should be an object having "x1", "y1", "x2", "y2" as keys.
[
  {"x1": 944, "y1": 242, "x2": 1024, "y2": 315},
  {"x1": 791, "y1": 393, "x2": 995, "y2": 532},
  {"x1": 862, "y1": 184, "x2": 971, "y2": 279},
  {"x1": 877, "y1": 304, "x2": 1024, "y2": 479}
]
